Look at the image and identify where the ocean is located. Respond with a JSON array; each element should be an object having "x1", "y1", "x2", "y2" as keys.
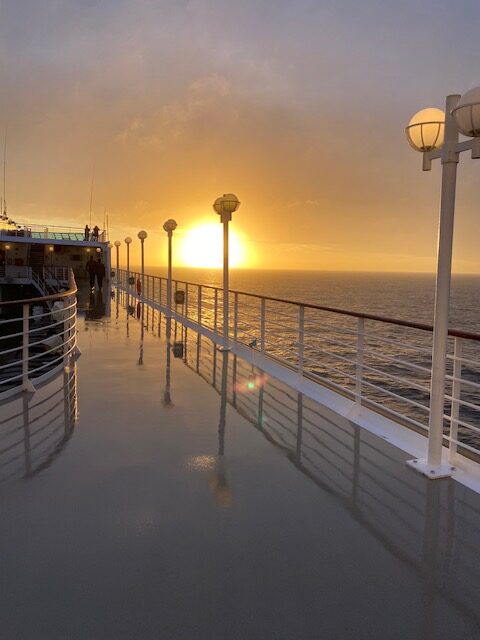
[{"x1": 141, "y1": 268, "x2": 480, "y2": 333}]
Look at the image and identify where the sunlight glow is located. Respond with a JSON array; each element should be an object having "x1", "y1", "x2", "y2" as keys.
[{"x1": 179, "y1": 222, "x2": 248, "y2": 268}]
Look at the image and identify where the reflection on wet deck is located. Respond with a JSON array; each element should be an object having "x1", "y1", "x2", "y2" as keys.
[
  {"x1": 0, "y1": 368, "x2": 77, "y2": 483},
  {"x1": 1, "y1": 294, "x2": 480, "y2": 639}
]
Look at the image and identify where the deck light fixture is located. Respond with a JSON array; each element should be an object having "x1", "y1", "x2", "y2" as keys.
[
  {"x1": 163, "y1": 219, "x2": 177, "y2": 334},
  {"x1": 213, "y1": 193, "x2": 240, "y2": 350},
  {"x1": 405, "y1": 89, "x2": 480, "y2": 479},
  {"x1": 452, "y1": 87, "x2": 480, "y2": 137},
  {"x1": 405, "y1": 108, "x2": 445, "y2": 152}
]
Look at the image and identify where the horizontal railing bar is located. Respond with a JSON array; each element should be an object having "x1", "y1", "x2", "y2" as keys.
[
  {"x1": 0, "y1": 282, "x2": 77, "y2": 307},
  {"x1": 117, "y1": 269, "x2": 480, "y2": 341}
]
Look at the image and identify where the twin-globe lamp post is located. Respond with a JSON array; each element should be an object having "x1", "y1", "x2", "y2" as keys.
[
  {"x1": 405, "y1": 87, "x2": 480, "y2": 478},
  {"x1": 213, "y1": 193, "x2": 241, "y2": 349}
]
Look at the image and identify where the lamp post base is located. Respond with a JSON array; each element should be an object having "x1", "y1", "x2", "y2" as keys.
[{"x1": 406, "y1": 458, "x2": 454, "y2": 479}]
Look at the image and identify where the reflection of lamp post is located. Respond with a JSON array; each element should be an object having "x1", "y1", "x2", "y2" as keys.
[
  {"x1": 163, "y1": 219, "x2": 177, "y2": 339},
  {"x1": 114, "y1": 240, "x2": 121, "y2": 287},
  {"x1": 209, "y1": 349, "x2": 232, "y2": 507},
  {"x1": 163, "y1": 336, "x2": 173, "y2": 406},
  {"x1": 138, "y1": 230, "x2": 148, "y2": 325},
  {"x1": 48, "y1": 245, "x2": 54, "y2": 267},
  {"x1": 213, "y1": 193, "x2": 240, "y2": 350},
  {"x1": 405, "y1": 88, "x2": 480, "y2": 478}
]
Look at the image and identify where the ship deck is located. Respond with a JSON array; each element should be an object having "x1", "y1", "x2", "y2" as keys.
[{"x1": 1, "y1": 290, "x2": 480, "y2": 639}]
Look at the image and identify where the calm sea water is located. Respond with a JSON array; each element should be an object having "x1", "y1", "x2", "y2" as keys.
[{"x1": 141, "y1": 268, "x2": 480, "y2": 333}]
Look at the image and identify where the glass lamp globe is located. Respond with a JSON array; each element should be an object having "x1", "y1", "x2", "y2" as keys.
[
  {"x1": 114, "y1": 240, "x2": 121, "y2": 247},
  {"x1": 213, "y1": 196, "x2": 224, "y2": 215},
  {"x1": 138, "y1": 230, "x2": 148, "y2": 240},
  {"x1": 452, "y1": 87, "x2": 480, "y2": 137},
  {"x1": 124, "y1": 236, "x2": 132, "y2": 244},
  {"x1": 405, "y1": 108, "x2": 445, "y2": 152},
  {"x1": 96, "y1": 247, "x2": 102, "y2": 253},
  {"x1": 221, "y1": 193, "x2": 240, "y2": 214},
  {"x1": 163, "y1": 219, "x2": 177, "y2": 233}
]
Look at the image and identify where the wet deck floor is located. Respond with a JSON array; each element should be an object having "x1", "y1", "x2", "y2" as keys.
[{"x1": 1, "y1": 291, "x2": 480, "y2": 639}]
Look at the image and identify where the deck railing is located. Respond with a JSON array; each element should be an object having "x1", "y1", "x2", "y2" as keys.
[
  {"x1": 0, "y1": 269, "x2": 79, "y2": 400},
  {"x1": 116, "y1": 268, "x2": 480, "y2": 465},
  {"x1": 0, "y1": 222, "x2": 107, "y2": 242}
]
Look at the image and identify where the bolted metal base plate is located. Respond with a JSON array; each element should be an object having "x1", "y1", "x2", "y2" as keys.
[{"x1": 406, "y1": 458, "x2": 454, "y2": 479}]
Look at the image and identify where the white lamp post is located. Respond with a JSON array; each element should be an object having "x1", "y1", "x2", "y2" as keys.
[
  {"x1": 138, "y1": 230, "x2": 148, "y2": 325},
  {"x1": 405, "y1": 89, "x2": 480, "y2": 478},
  {"x1": 163, "y1": 219, "x2": 177, "y2": 333},
  {"x1": 125, "y1": 236, "x2": 132, "y2": 311},
  {"x1": 114, "y1": 240, "x2": 121, "y2": 287},
  {"x1": 213, "y1": 193, "x2": 240, "y2": 350}
]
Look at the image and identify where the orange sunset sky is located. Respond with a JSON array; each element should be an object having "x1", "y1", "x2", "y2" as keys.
[{"x1": 1, "y1": 0, "x2": 479, "y2": 272}]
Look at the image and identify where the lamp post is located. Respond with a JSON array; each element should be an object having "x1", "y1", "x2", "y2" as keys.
[
  {"x1": 405, "y1": 88, "x2": 480, "y2": 478},
  {"x1": 114, "y1": 240, "x2": 121, "y2": 288},
  {"x1": 125, "y1": 236, "x2": 132, "y2": 312},
  {"x1": 138, "y1": 230, "x2": 148, "y2": 325},
  {"x1": 163, "y1": 219, "x2": 177, "y2": 339},
  {"x1": 213, "y1": 193, "x2": 240, "y2": 350}
]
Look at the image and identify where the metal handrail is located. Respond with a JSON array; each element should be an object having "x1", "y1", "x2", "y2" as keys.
[
  {"x1": 0, "y1": 269, "x2": 79, "y2": 400},
  {"x1": 0, "y1": 276, "x2": 77, "y2": 307},
  {"x1": 116, "y1": 269, "x2": 480, "y2": 342}
]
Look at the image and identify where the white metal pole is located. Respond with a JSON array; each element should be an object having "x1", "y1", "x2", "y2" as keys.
[
  {"x1": 141, "y1": 238, "x2": 145, "y2": 325},
  {"x1": 426, "y1": 94, "x2": 460, "y2": 469},
  {"x1": 223, "y1": 215, "x2": 229, "y2": 349},
  {"x1": 126, "y1": 243, "x2": 130, "y2": 312},
  {"x1": 167, "y1": 230, "x2": 173, "y2": 341},
  {"x1": 116, "y1": 245, "x2": 119, "y2": 287}
]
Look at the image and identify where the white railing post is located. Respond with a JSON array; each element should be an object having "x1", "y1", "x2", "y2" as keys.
[
  {"x1": 63, "y1": 295, "x2": 70, "y2": 364},
  {"x1": 234, "y1": 292, "x2": 238, "y2": 342},
  {"x1": 298, "y1": 305, "x2": 305, "y2": 377},
  {"x1": 260, "y1": 298, "x2": 266, "y2": 353},
  {"x1": 449, "y1": 337, "x2": 462, "y2": 462},
  {"x1": 356, "y1": 317, "x2": 365, "y2": 406},
  {"x1": 185, "y1": 283, "x2": 189, "y2": 319},
  {"x1": 22, "y1": 303, "x2": 30, "y2": 391},
  {"x1": 214, "y1": 289, "x2": 218, "y2": 333},
  {"x1": 198, "y1": 285, "x2": 202, "y2": 326}
]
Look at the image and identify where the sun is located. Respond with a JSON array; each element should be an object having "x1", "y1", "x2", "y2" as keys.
[{"x1": 179, "y1": 222, "x2": 248, "y2": 268}]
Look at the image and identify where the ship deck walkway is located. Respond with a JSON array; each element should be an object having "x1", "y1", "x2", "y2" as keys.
[{"x1": 1, "y1": 292, "x2": 480, "y2": 639}]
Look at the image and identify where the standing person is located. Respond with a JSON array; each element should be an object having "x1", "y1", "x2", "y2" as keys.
[
  {"x1": 95, "y1": 257, "x2": 106, "y2": 291},
  {"x1": 84, "y1": 224, "x2": 90, "y2": 240},
  {"x1": 93, "y1": 225, "x2": 100, "y2": 241},
  {"x1": 86, "y1": 255, "x2": 96, "y2": 290}
]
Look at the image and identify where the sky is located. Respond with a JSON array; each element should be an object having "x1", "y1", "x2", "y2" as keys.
[{"x1": 0, "y1": 0, "x2": 479, "y2": 271}]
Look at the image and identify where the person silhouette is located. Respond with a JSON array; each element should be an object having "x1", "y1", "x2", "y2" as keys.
[
  {"x1": 86, "y1": 256, "x2": 96, "y2": 290},
  {"x1": 95, "y1": 257, "x2": 106, "y2": 290}
]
